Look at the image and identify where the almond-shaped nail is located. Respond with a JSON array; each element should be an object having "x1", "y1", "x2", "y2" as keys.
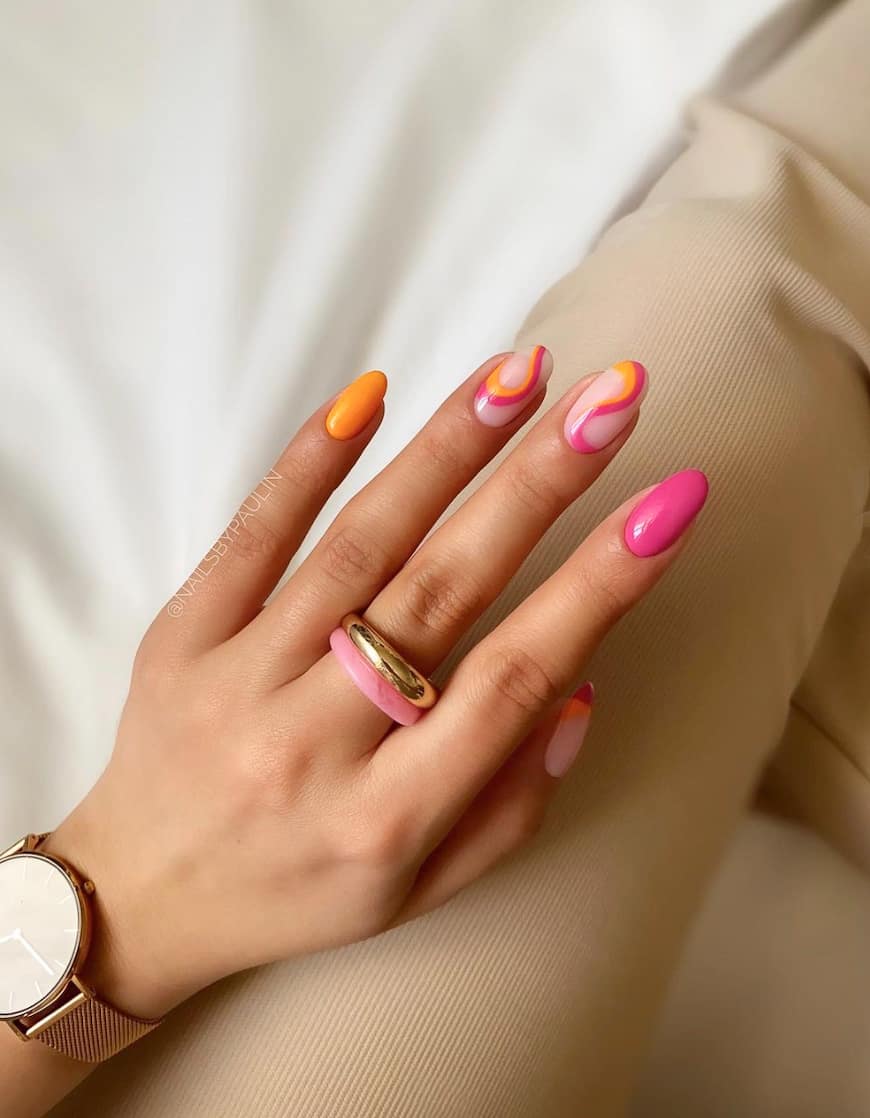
[
  {"x1": 325, "y1": 370, "x2": 388, "y2": 440},
  {"x1": 564, "y1": 360, "x2": 648, "y2": 453},
  {"x1": 544, "y1": 682, "x2": 594, "y2": 778},
  {"x1": 624, "y1": 469, "x2": 709, "y2": 557},
  {"x1": 473, "y1": 345, "x2": 553, "y2": 427}
]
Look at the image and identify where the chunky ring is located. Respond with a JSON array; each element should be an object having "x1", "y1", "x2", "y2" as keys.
[{"x1": 328, "y1": 613, "x2": 438, "y2": 726}]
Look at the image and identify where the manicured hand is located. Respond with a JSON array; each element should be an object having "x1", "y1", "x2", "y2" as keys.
[{"x1": 45, "y1": 350, "x2": 707, "y2": 1020}]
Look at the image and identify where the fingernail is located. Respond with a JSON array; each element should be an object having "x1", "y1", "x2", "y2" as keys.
[
  {"x1": 325, "y1": 370, "x2": 388, "y2": 440},
  {"x1": 544, "y1": 681, "x2": 594, "y2": 778},
  {"x1": 564, "y1": 360, "x2": 648, "y2": 453},
  {"x1": 624, "y1": 469, "x2": 709, "y2": 557},
  {"x1": 473, "y1": 345, "x2": 553, "y2": 427}
]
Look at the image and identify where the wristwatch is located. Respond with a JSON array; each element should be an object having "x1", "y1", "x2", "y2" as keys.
[{"x1": 0, "y1": 833, "x2": 162, "y2": 1062}]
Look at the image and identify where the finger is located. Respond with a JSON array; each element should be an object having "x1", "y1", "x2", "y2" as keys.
[
  {"x1": 374, "y1": 364, "x2": 647, "y2": 670},
  {"x1": 373, "y1": 469, "x2": 709, "y2": 836},
  {"x1": 389, "y1": 685, "x2": 593, "y2": 925},
  {"x1": 308, "y1": 360, "x2": 646, "y2": 745},
  {"x1": 150, "y1": 370, "x2": 387, "y2": 656},
  {"x1": 236, "y1": 347, "x2": 554, "y2": 680}
]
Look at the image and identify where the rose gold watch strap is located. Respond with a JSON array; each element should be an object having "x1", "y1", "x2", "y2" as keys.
[
  {"x1": 13, "y1": 833, "x2": 162, "y2": 1061},
  {"x1": 36, "y1": 995, "x2": 161, "y2": 1063}
]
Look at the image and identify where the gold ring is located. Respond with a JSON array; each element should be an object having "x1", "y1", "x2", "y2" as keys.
[{"x1": 340, "y1": 613, "x2": 438, "y2": 709}]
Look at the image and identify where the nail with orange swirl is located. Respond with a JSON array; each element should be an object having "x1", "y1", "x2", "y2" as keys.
[
  {"x1": 473, "y1": 345, "x2": 554, "y2": 427},
  {"x1": 564, "y1": 360, "x2": 648, "y2": 453},
  {"x1": 544, "y1": 681, "x2": 594, "y2": 777}
]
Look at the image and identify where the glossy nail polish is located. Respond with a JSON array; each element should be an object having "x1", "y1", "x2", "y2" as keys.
[
  {"x1": 473, "y1": 345, "x2": 553, "y2": 427},
  {"x1": 544, "y1": 682, "x2": 594, "y2": 778},
  {"x1": 325, "y1": 370, "x2": 388, "y2": 440},
  {"x1": 624, "y1": 469, "x2": 709, "y2": 557},
  {"x1": 564, "y1": 360, "x2": 648, "y2": 453}
]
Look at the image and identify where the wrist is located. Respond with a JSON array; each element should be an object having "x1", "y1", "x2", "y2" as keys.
[{"x1": 40, "y1": 802, "x2": 198, "y2": 1021}]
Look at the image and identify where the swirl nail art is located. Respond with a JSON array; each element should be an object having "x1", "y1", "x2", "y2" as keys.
[
  {"x1": 564, "y1": 359, "x2": 648, "y2": 453},
  {"x1": 544, "y1": 681, "x2": 594, "y2": 778},
  {"x1": 473, "y1": 345, "x2": 554, "y2": 427}
]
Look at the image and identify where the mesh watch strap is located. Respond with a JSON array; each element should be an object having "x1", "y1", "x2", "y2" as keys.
[
  {"x1": 9, "y1": 835, "x2": 163, "y2": 1062},
  {"x1": 34, "y1": 993, "x2": 161, "y2": 1063}
]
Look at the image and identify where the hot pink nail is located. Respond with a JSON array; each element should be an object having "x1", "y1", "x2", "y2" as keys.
[
  {"x1": 544, "y1": 681, "x2": 594, "y2": 778},
  {"x1": 564, "y1": 360, "x2": 648, "y2": 453},
  {"x1": 624, "y1": 469, "x2": 709, "y2": 557},
  {"x1": 473, "y1": 345, "x2": 554, "y2": 427}
]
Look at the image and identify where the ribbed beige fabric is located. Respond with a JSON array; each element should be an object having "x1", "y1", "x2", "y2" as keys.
[
  {"x1": 636, "y1": 812, "x2": 870, "y2": 1117},
  {"x1": 53, "y1": 2, "x2": 870, "y2": 1115}
]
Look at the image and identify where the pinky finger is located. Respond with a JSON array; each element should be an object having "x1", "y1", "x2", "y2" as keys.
[{"x1": 389, "y1": 685, "x2": 593, "y2": 926}]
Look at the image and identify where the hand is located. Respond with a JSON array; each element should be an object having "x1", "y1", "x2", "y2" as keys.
[{"x1": 44, "y1": 350, "x2": 707, "y2": 1020}]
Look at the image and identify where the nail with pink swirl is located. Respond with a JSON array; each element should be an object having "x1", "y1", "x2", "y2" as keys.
[
  {"x1": 544, "y1": 681, "x2": 594, "y2": 778},
  {"x1": 564, "y1": 359, "x2": 648, "y2": 453},
  {"x1": 473, "y1": 345, "x2": 554, "y2": 427}
]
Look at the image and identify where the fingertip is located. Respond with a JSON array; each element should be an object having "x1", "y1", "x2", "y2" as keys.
[
  {"x1": 472, "y1": 345, "x2": 553, "y2": 428},
  {"x1": 563, "y1": 358, "x2": 647, "y2": 454},
  {"x1": 543, "y1": 683, "x2": 594, "y2": 779},
  {"x1": 623, "y1": 468, "x2": 709, "y2": 558},
  {"x1": 325, "y1": 369, "x2": 388, "y2": 440}
]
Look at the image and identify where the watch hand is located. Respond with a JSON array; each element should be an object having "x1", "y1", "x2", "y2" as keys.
[
  {"x1": 16, "y1": 931, "x2": 54, "y2": 976},
  {"x1": 0, "y1": 927, "x2": 22, "y2": 945}
]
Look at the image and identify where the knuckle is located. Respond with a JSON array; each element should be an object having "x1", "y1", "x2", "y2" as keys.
[
  {"x1": 131, "y1": 642, "x2": 158, "y2": 688},
  {"x1": 131, "y1": 631, "x2": 187, "y2": 693},
  {"x1": 271, "y1": 449, "x2": 318, "y2": 496},
  {"x1": 344, "y1": 811, "x2": 419, "y2": 868},
  {"x1": 180, "y1": 684, "x2": 224, "y2": 737},
  {"x1": 131, "y1": 645, "x2": 160, "y2": 693},
  {"x1": 484, "y1": 646, "x2": 561, "y2": 716},
  {"x1": 221, "y1": 507, "x2": 282, "y2": 563},
  {"x1": 401, "y1": 560, "x2": 486, "y2": 637},
  {"x1": 508, "y1": 457, "x2": 564, "y2": 520},
  {"x1": 132, "y1": 625, "x2": 160, "y2": 677},
  {"x1": 417, "y1": 417, "x2": 475, "y2": 477},
  {"x1": 234, "y1": 735, "x2": 316, "y2": 816},
  {"x1": 321, "y1": 521, "x2": 387, "y2": 588}
]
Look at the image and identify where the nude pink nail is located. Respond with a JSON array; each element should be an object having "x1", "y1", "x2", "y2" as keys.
[
  {"x1": 564, "y1": 360, "x2": 648, "y2": 453},
  {"x1": 544, "y1": 682, "x2": 594, "y2": 778},
  {"x1": 624, "y1": 469, "x2": 709, "y2": 557},
  {"x1": 473, "y1": 345, "x2": 554, "y2": 427}
]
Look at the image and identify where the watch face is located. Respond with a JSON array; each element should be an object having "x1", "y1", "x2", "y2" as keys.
[{"x1": 0, "y1": 853, "x2": 83, "y2": 1017}]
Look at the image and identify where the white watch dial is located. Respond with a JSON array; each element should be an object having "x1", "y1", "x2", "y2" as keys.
[{"x1": 0, "y1": 853, "x2": 82, "y2": 1017}]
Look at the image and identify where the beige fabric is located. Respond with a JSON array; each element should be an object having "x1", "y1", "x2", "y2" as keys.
[
  {"x1": 53, "y1": 1, "x2": 870, "y2": 1114},
  {"x1": 636, "y1": 812, "x2": 870, "y2": 1117},
  {"x1": 765, "y1": 536, "x2": 870, "y2": 865}
]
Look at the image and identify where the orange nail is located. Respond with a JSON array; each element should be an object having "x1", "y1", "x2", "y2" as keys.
[{"x1": 325, "y1": 370, "x2": 388, "y2": 440}]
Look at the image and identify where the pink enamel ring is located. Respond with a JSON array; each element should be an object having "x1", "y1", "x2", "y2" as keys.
[{"x1": 329, "y1": 613, "x2": 438, "y2": 726}]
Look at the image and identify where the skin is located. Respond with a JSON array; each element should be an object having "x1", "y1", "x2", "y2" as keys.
[{"x1": 0, "y1": 352, "x2": 696, "y2": 1116}]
